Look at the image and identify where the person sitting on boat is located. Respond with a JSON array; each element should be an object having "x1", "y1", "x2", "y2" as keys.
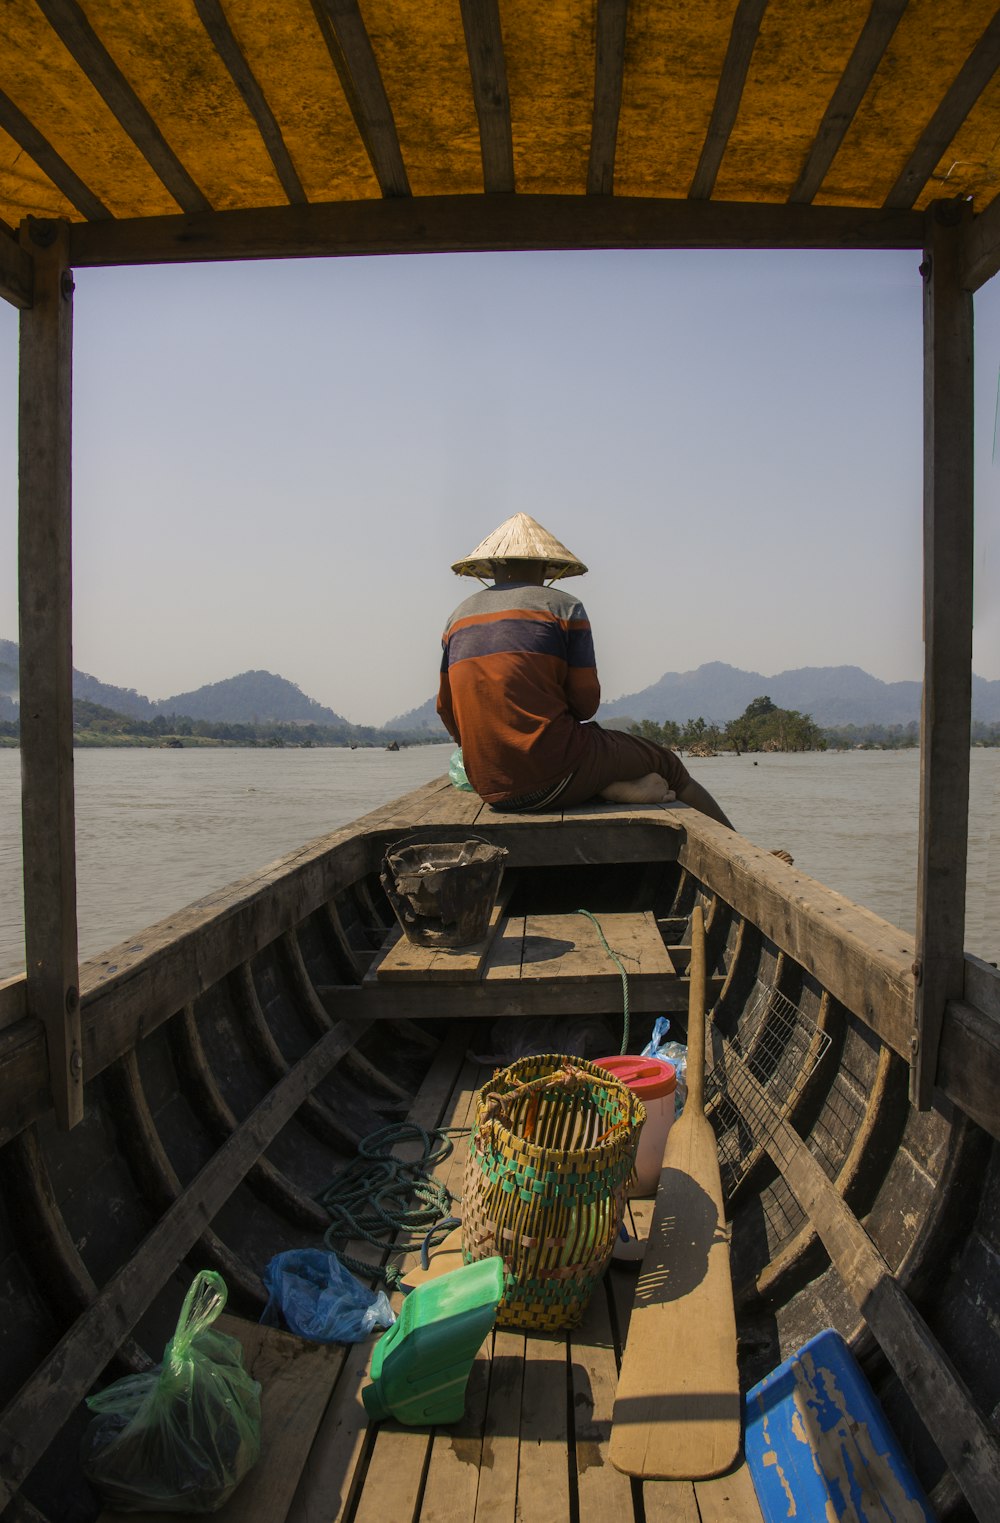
[{"x1": 436, "y1": 512, "x2": 734, "y2": 825}]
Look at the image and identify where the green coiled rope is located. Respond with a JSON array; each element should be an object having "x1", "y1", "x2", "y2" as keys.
[{"x1": 316, "y1": 1122, "x2": 459, "y2": 1289}]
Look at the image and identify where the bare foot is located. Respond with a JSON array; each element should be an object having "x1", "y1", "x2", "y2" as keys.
[
  {"x1": 770, "y1": 849, "x2": 794, "y2": 865},
  {"x1": 599, "y1": 774, "x2": 676, "y2": 805}
]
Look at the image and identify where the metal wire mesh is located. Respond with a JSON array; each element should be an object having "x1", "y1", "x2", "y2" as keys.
[{"x1": 705, "y1": 981, "x2": 831, "y2": 1201}]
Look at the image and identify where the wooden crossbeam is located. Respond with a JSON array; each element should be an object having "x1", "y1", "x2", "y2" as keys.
[
  {"x1": 884, "y1": 10, "x2": 1000, "y2": 210},
  {"x1": 459, "y1": 0, "x2": 514, "y2": 194},
  {"x1": 0, "y1": 90, "x2": 110, "y2": 224},
  {"x1": 192, "y1": 0, "x2": 307, "y2": 205},
  {"x1": 67, "y1": 196, "x2": 927, "y2": 269},
  {"x1": 330, "y1": 971, "x2": 708, "y2": 1021},
  {"x1": 689, "y1": 0, "x2": 768, "y2": 200},
  {"x1": 34, "y1": 0, "x2": 210, "y2": 213},
  {"x1": 309, "y1": 0, "x2": 409, "y2": 197},
  {"x1": 790, "y1": 0, "x2": 908, "y2": 205},
  {"x1": 588, "y1": 0, "x2": 629, "y2": 196}
]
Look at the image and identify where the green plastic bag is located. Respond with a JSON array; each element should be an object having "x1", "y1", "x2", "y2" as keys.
[
  {"x1": 449, "y1": 747, "x2": 474, "y2": 792},
  {"x1": 81, "y1": 1271, "x2": 261, "y2": 1514}
]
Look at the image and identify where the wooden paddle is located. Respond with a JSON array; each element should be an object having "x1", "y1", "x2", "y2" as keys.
[{"x1": 608, "y1": 905, "x2": 741, "y2": 1479}]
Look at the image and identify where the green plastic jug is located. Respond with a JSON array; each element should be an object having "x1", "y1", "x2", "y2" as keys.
[{"x1": 362, "y1": 1257, "x2": 505, "y2": 1425}]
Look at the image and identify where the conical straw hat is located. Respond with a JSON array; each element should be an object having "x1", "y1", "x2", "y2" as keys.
[{"x1": 451, "y1": 513, "x2": 588, "y2": 580}]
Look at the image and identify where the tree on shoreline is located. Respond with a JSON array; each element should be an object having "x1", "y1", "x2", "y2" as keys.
[{"x1": 628, "y1": 696, "x2": 825, "y2": 753}]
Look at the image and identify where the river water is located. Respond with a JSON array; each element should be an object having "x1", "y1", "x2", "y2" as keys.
[{"x1": 0, "y1": 745, "x2": 997, "y2": 980}]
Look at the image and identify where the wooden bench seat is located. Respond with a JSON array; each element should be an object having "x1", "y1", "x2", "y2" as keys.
[
  {"x1": 373, "y1": 909, "x2": 675, "y2": 985},
  {"x1": 354, "y1": 909, "x2": 697, "y2": 1020}
]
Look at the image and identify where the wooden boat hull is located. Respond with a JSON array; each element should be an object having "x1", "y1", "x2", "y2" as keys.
[{"x1": 0, "y1": 777, "x2": 997, "y2": 1522}]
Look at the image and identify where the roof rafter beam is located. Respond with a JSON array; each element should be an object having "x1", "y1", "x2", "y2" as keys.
[
  {"x1": 689, "y1": 0, "x2": 768, "y2": 200},
  {"x1": 34, "y1": 0, "x2": 210, "y2": 214},
  {"x1": 588, "y1": 0, "x2": 629, "y2": 195},
  {"x1": 309, "y1": 0, "x2": 409, "y2": 197},
  {"x1": 884, "y1": 8, "x2": 1000, "y2": 209},
  {"x1": 192, "y1": 0, "x2": 307, "y2": 206},
  {"x1": 790, "y1": 0, "x2": 909, "y2": 205},
  {"x1": 460, "y1": 0, "x2": 514, "y2": 193},
  {"x1": 0, "y1": 225, "x2": 32, "y2": 310},
  {"x1": 67, "y1": 195, "x2": 926, "y2": 269},
  {"x1": 0, "y1": 89, "x2": 111, "y2": 223}
]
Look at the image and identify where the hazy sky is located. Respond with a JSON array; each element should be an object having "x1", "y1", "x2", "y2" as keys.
[{"x1": 2, "y1": 245, "x2": 999, "y2": 727}]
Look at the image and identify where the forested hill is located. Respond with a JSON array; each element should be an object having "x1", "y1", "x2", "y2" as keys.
[
  {"x1": 153, "y1": 671, "x2": 350, "y2": 726},
  {"x1": 599, "y1": 661, "x2": 1000, "y2": 727},
  {"x1": 395, "y1": 660, "x2": 1000, "y2": 732},
  {"x1": 6, "y1": 639, "x2": 1000, "y2": 731},
  {"x1": 0, "y1": 643, "x2": 352, "y2": 727},
  {"x1": 383, "y1": 695, "x2": 449, "y2": 736}
]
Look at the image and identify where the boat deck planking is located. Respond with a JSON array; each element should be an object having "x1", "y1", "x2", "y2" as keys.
[{"x1": 281, "y1": 1030, "x2": 762, "y2": 1523}]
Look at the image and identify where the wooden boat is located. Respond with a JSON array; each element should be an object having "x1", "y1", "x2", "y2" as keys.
[
  {"x1": 2, "y1": 3, "x2": 1000, "y2": 1519},
  {"x1": 1, "y1": 781, "x2": 997, "y2": 1521}
]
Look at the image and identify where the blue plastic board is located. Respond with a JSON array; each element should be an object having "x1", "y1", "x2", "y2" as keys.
[{"x1": 744, "y1": 1329, "x2": 937, "y2": 1522}]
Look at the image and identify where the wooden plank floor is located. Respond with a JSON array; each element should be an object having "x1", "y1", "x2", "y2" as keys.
[
  {"x1": 288, "y1": 1199, "x2": 762, "y2": 1522},
  {"x1": 321, "y1": 1243, "x2": 761, "y2": 1522},
  {"x1": 107, "y1": 1054, "x2": 762, "y2": 1523}
]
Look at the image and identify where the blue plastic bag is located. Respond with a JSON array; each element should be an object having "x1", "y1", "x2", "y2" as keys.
[
  {"x1": 448, "y1": 747, "x2": 474, "y2": 792},
  {"x1": 261, "y1": 1249, "x2": 395, "y2": 1344},
  {"x1": 642, "y1": 1017, "x2": 688, "y2": 1115}
]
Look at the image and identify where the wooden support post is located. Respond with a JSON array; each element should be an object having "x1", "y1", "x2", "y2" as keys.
[
  {"x1": 912, "y1": 199, "x2": 975, "y2": 1108},
  {"x1": 17, "y1": 217, "x2": 82, "y2": 1129}
]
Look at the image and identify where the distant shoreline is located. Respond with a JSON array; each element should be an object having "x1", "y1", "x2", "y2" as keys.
[
  {"x1": 3, "y1": 736, "x2": 999, "y2": 753},
  {"x1": 0, "y1": 734, "x2": 447, "y2": 751}
]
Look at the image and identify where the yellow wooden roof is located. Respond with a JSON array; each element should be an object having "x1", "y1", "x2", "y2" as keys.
[{"x1": 2, "y1": 0, "x2": 1000, "y2": 271}]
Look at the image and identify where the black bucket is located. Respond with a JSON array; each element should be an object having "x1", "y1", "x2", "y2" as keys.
[{"x1": 380, "y1": 838, "x2": 508, "y2": 948}]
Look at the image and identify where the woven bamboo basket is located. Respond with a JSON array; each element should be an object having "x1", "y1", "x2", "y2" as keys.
[{"x1": 461, "y1": 1054, "x2": 645, "y2": 1330}]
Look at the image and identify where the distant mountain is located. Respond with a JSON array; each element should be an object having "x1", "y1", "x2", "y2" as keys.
[
  {"x1": 6, "y1": 637, "x2": 1000, "y2": 733},
  {"x1": 0, "y1": 642, "x2": 353, "y2": 728},
  {"x1": 383, "y1": 695, "x2": 449, "y2": 737},
  {"x1": 599, "y1": 661, "x2": 1000, "y2": 727},
  {"x1": 2, "y1": 638, "x2": 158, "y2": 718},
  {"x1": 154, "y1": 670, "x2": 352, "y2": 727},
  {"x1": 399, "y1": 660, "x2": 1000, "y2": 730}
]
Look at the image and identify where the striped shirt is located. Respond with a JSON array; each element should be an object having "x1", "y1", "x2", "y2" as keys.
[{"x1": 436, "y1": 582, "x2": 600, "y2": 803}]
